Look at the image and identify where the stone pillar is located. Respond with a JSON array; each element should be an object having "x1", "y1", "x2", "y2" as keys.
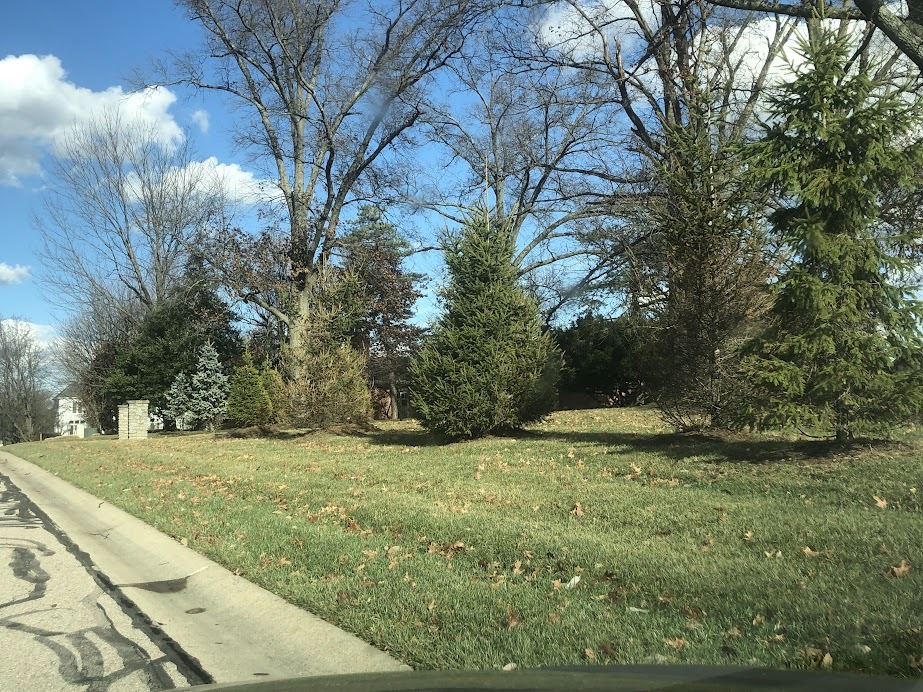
[
  {"x1": 118, "y1": 405, "x2": 129, "y2": 440},
  {"x1": 128, "y1": 400, "x2": 149, "y2": 440},
  {"x1": 118, "y1": 400, "x2": 150, "y2": 440}
]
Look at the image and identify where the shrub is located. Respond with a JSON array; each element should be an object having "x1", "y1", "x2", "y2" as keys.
[{"x1": 227, "y1": 349, "x2": 273, "y2": 427}]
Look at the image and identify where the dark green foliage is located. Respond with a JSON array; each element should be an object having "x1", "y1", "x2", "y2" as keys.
[
  {"x1": 410, "y1": 213, "x2": 560, "y2": 439},
  {"x1": 641, "y1": 115, "x2": 774, "y2": 431},
  {"x1": 99, "y1": 288, "x2": 241, "y2": 428},
  {"x1": 227, "y1": 349, "x2": 273, "y2": 427},
  {"x1": 340, "y1": 206, "x2": 425, "y2": 419},
  {"x1": 739, "y1": 27, "x2": 923, "y2": 441},
  {"x1": 553, "y1": 314, "x2": 647, "y2": 406}
]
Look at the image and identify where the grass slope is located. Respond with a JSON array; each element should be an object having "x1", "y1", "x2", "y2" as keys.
[{"x1": 11, "y1": 408, "x2": 923, "y2": 676}]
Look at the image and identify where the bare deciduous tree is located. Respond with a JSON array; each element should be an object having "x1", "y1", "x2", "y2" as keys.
[
  {"x1": 157, "y1": 0, "x2": 496, "y2": 357},
  {"x1": 419, "y1": 22, "x2": 645, "y2": 319},
  {"x1": 702, "y1": 0, "x2": 923, "y2": 72},
  {"x1": 0, "y1": 319, "x2": 54, "y2": 443},
  {"x1": 36, "y1": 108, "x2": 220, "y2": 326}
]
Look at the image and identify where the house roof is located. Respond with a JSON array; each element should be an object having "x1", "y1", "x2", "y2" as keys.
[{"x1": 55, "y1": 383, "x2": 81, "y2": 399}]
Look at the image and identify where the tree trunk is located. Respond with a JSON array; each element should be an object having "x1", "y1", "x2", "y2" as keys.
[{"x1": 389, "y1": 372, "x2": 400, "y2": 421}]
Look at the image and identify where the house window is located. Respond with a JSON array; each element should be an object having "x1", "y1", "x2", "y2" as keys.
[{"x1": 73, "y1": 401, "x2": 78, "y2": 413}]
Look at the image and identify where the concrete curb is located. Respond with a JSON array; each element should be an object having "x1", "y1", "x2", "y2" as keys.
[{"x1": 0, "y1": 450, "x2": 410, "y2": 685}]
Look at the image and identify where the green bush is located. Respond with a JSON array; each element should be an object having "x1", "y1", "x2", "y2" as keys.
[
  {"x1": 227, "y1": 349, "x2": 273, "y2": 427},
  {"x1": 260, "y1": 360, "x2": 288, "y2": 424},
  {"x1": 410, "y1": 212, "x2": 559, "y2": 439}
]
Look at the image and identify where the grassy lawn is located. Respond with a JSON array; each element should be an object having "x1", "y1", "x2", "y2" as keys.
[{"x1": 10, "y1": 408, "x2": 923, "y2": 676}]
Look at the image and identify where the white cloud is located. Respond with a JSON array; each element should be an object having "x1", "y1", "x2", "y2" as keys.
[
  {"x1": 187, "y1": 156, "x2": 280, "y2": 206},
  {"x1": 0, "y1": 54, "x2": 183, "y2": 185},
  {"x1": 0, "y1": 263, "x2": 29, "y2": 285},
  {"x1": 191, "y1": 109, "x2": 210, "y2": 134},
  {"x1": 0, "y1": 319, "x2": 56, "y2": 348}
]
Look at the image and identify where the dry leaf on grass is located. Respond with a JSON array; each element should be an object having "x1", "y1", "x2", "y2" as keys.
[
  {"x1": 501, "y1": 663, "x2": 517, "y2": 671},
  {"x1": 505, "y1": 612, "x2": 522, "y2": 629},
  {"x1": 886, "y1": 559, "x2": 911, "y2": 577},
  {"x1": 600, "y1": 644, "x2": 617, "y2": 658},
  {"x1": 802, "y1": 546, "x2": 820, "y2": 557},
  {"x1": 663, "y1": 638, "x2": 686, "y2": 649},
  {"x1": 570, "y1": 503, "x2": 585, "y2": 517},
  {"x1": 512, "y1": 560, "x2": 524, "y2": 575},
  {"x1": 658, "y1": 594, "x2": 673, "y2": 603},
  {"x1": 874, "y1": 495, "x2": 888, "y2": 509},
  {"x1": 742, "y1": 531, "x2": 753, "y2": 541},
  {"x1": 584, "y1": 648, "x2": 597, "y2": 661}
]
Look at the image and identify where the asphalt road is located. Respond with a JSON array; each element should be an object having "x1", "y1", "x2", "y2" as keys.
[{"x1": 0, "y1": 471, "x2": 209, "y2": 691}]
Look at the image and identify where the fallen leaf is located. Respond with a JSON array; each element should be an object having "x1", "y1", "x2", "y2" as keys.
[
  {"x1": 599, "y1": 644, "x2": 617, "y2": 658},
  {"x1": 663, "y1": 637, "x2": 686, "y2": 649},
  {"x1": 180, "y1": 537, "x2": 189, "y2": 546},
  {"x1": 501, "y1": 663, "x2": 517, "y2": 671},
  {"x1": 725, "y1": 626, "x2": 744, "y2": 637},
  {"x1": 658, "y1": 593, "x2": 673, "y2": 603},
  {"x1": 742, "y1": 531, "x2": 753, "y2": 541},
  {"x1": 821, "y1": 653, "x2": 833, "y2": 669},
  {"x1": 764, "y1": 550, "x2": 782, "y2": 559},
  {"x1": 752, "y1": 614, "x2": 765, "y2": 625},
  {"x1": 874, "y1": 495, "x2": 888, "y2": 509},
  {"x1": 627, "y1": 606, "x2": 649, "y2": 614},
  {"x1": 802, "y1": 546, "x2": 820, "y2": 558},
  {"x1": 547, "y1": 612, "x2": 561, "y2": 623},
  {"x1": 505, "y1": 611, "x2": 522, "y2": 629},
  {"x1": 512, "y1": 560, "x2": 524, "y2": 575},
  {"x1": 277, "y1": 556, "x2": 291, "y2": 566},
  {"x1": 570, "y1": 503, "x2": 585, "y2": 517},
  {"x1": 887, "y1": 559, "x2": 911, "y2": 577},
  {"x1": 551, "y1": 579, "x2": 563, "y2": 590},
  {"x1": 584, "y1": 648, "x2": 597, "y2": 661},
  {"x1": 854, "y1": 644, "x2": 871, "y2": 655}
]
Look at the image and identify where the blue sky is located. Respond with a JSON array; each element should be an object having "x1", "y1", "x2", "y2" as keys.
[{"x1": 0, "y1": 1, "x2": 255, "y2": 335}]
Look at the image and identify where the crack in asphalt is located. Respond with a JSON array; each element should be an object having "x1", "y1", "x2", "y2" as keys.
[{"x1": 0, "y1": 469, "x2": 213, "y2": 688}]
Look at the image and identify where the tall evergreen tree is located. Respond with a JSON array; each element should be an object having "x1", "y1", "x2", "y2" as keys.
[
  {"x1": 740, "y1": 26, "x2": 923, "y2": 441},
  {"x1": 340, "y1": 206, "x2": 425, "y2": 419},
  {"x1": 410, "y1": 212, "x2": 560, "y2": 439}
]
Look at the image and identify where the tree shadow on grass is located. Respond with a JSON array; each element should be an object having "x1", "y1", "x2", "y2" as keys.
[
  {"x1": 215, "y1": 422, "x2": 378, "y2": 441},
  {"x1": 524, "y1": 428, "x2": 909, "y2": 464},
  {"x1": 362, "y1": 424, "x2": 909, "y2": 464}
]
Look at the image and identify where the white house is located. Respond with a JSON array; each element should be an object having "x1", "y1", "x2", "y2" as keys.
[{"x1": 54, "y1": 383, "x2": 87, "y2": 436}]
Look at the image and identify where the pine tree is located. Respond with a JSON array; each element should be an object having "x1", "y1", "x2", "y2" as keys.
[
  {"x1": 186, "y1": 342, "x2": 230, "y2": 431},
  {"x1": 164, "y1": 372, "x2": 192, "y2": 430},
  {"x1": 740, "y1": 26, "x2": 923, "y2": 441},
  {"x1": 227, "y1": 348, "x2": 272, "y2": 427},
  {"x1": 260, "y1": 359, "x2": 287, "y2": 424},
  {"x1": 410, "y1": 212, "x2": 560, "y2": 439},
  {"x1": 340, "y1": 206, "x2": 424, "y2": 420}
]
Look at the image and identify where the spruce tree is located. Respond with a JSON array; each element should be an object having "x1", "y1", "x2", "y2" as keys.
[
  {"x1": 740, "y1": 26, "x2": 923, "y2": 441},
  {"x1": 164, "y1": 372, "x2": 192, "y2": 430},
  {"x1": 227, "y1": 348, "x2": 273, "y2": 427},
  {"x1": 186, "y1": 342, "x2": 230, "y2": 431},
  {"x1": 410, "y1": 212, "x2": 560, "y2": 439}
]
